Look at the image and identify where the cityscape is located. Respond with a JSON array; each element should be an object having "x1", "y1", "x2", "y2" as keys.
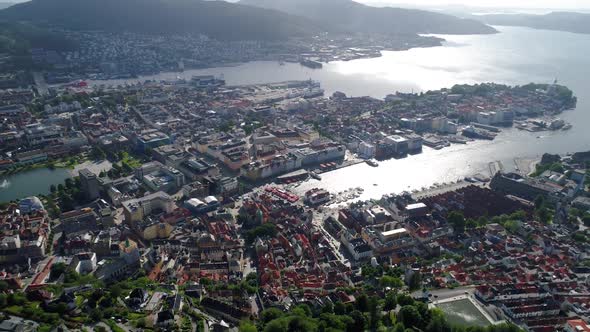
[{"x1": 0, "y1": 1, "x2": 590, "y2": 332}]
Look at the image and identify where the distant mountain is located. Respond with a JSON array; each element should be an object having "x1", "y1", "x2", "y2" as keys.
[
  {"x1": 0, "y1": 2, "x2": 14, "y2": 10},
  {"x1": 0, "y1": 0, "x2": 323, "y2": 41},
  {"x1": 478, "y1": 12, "x2": 590, "y2": 34},
  {"x1": 240, "y1": 0, "x2": 497, "y2": 35}
]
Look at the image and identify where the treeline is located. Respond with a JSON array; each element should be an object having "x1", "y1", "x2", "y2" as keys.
[
  {"x1": 0, "y1": 21, "x2": 75, "y2": 59},
  {"x1": 239, "y1": 293, "x2": 522, "y2": 332}
]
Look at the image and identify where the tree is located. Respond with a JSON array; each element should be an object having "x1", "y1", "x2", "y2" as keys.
[
  {"x1": 261, "y1": 308, "x2": 284, "y2": 324},
  {"x1": 334, "y1": 302, "x2": 346, "y2": 315},
  {"x1": 447, "y1": 211, "x2": 466, "y2": 233},
  {"x1": 409, "y1": 271, "x2": 422, "y2": 291},
  {"x1": 348, "y1": 310, "x2": 366, "y2": 332},
  {"x1": 239, "y1": 320, "x2": 257, "y2": 332},
  {"x1": 368, "y1": 296, "x2": 381, "y2": 330},
  {"x1": 380, "y1": 275, "x2": 404, "y2": 289},
  {"x1": 384, "y1": 292, "x2": 398, "y2": 311},
  {"x1": 398, "y1": 305, "x2": 422, "y2": 329},
  {"x1": 534, "y1": 195, "x2": 546, "y2": 210},
  {"x1": 287, "y1": 316, "x2": 317, "y2": 332},
  {"x1": 50, "y1": 262, "x2": 67, "y2": 280},
  {"x1": 396, "y1": 294, "x2": 414, "y2": 306},
  {"x1": 49, "y1": 185, "x2": 57, "y2": 193},
  {"x1": 355, "y1": 294, "x2": 369, "y2": 312}
]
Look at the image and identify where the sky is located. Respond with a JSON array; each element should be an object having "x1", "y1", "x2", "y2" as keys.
[
  {"x1": 5, "y1": 0, "x2": 589, "y2": 11},
  {"x1": 359, "y1": 0, "x2": 590, "y2": 10}
]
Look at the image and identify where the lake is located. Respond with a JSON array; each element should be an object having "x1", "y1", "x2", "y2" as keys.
[
  {"x1": 0, "y1": 168, "x2": 72, "y2": 203},
  {"x1": 26, "y1": 26, "x2": 590, "y2": 202}
]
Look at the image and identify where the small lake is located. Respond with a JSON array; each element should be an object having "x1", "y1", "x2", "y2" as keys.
[{"x1": 0, "y1": 168, "x2": 72, "y2": 202}]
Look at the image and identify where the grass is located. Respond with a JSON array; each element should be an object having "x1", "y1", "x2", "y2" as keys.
[
  {"x1": 436, "y1": 299, "x2": 490, "y2": 327},
  {"x1": 106, "y1": 319, "x2": 126, "y2": 332},
  {"x1": 127, "y1": 312, "x2": 146, "y2": 320}
]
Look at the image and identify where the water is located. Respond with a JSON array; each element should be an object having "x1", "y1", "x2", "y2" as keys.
[
  {"x1": 0, "y1": 168, "x2": 72, "y2": 202},
  {"x1": 62, "y1": 27, "x2": 590, "y2": 201}
]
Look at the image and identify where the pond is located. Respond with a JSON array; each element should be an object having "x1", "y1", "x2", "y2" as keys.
[{"x1": 0, "y1": 168, "x2": 72, "y2": 203}]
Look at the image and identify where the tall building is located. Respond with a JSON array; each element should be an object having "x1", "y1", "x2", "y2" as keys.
[{"x1": 80, "y1": 169, "x2": 101, "y2": 200}]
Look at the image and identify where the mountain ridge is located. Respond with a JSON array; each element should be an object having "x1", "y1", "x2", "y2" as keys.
[
  {"x1": 477, "y1": 11, "x2": 590, "y2": 35},
  {"x1": 239, "y1": 0, "x2": 498, "y2": 35},
  {"x1": 0, "y1": 0, "x2": 325, "y2": 40}
]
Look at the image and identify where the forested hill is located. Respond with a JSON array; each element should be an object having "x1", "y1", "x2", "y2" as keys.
[{"x1": 0, "y1": 0, "x2": 323, "y2": 41}]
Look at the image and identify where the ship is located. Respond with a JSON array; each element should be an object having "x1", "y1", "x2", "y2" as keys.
[
  {"x1": 303, "y1": 87, "x2": 325, "y2": 99},
  {"x1": 310, "y1": 171, "x2": 322, "y2": 180},
  {"x1": 462, "y1": 126, "x2": 496, "y2": 140},
  {"x1": 365, "y1": 159, "x2": 379, "y2": 167},
  {"x1": 300, "y1": 59, "x2": 323, "y2": 69},
  {"x1": 305, "y1": 188, "x2": 331, "y2": 205}
]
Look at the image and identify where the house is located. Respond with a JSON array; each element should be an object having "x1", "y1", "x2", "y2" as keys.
[
  {"x1": 126, "y1": 288, "x2": 149, "y2": 308},
  {"x1": 565, "y1": 319, "x2": 590, "y2": 332},
  {"x1": 156, "y1": 309, "x2": 175, "y2": 327}
]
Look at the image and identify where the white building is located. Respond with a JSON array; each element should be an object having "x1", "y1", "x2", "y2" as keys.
[{"x1": 358, "y1": 142, "x2": 376, "y2": 158}]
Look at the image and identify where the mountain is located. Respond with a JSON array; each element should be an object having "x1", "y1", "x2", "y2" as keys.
[
  {"x1": 0, "y1": 0, "x2": 323, "y2": 41},
  {"x1": 0, "y1": 2, "x2": 14, "y2": 10},
  {"x1": 239, "y1": 0, "x2": 497, "y2": 35},
  {"x1": 477, "y1": 12, "x2": 590, "y2": 34}
]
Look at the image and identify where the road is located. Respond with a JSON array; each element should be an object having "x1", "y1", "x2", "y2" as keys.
[
  {"x1": 33, "y1": 72, "x2": 49, "y2": 96},
  {"x1": 413, "y1": 286, "x2": 476, "y2": 301}
]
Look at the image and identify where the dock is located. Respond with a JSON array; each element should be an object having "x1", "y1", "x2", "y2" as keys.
[{"x1": 489, "y1": 161, "x2": 504, "y2": 176}]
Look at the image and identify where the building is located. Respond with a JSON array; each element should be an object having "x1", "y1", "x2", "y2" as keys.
[
  {"x1": 490, "y1": 172, "x2": 564, "y2": 201},
  {"x1": 122, "y1": 192, "x2": 176, "y2": 226},
  {"x1": 342, "y1": 236, "x2": 373, "y2": 261},
  {"x1": 59, "y1": 208, "x2": 100, "y2": 234},
  {"x1": 358, "y1": 142, "x2": 376, "y2": 159},
  {"x1": 18, "y1": 197, "x2": 44, "y2": 214},
  {"x1": 292, "y1": 145, "x2": 345, "y2": 166},
  {"x1": 177, "y1": 158, "x2": 219, "y2": 181},
  {"x1": 74, "y1": 252, "x2": 98, "y2": 274},
  {"x1": 241, "y1": 154, "x2": 302, "y2": 181},
  {"x1": 565, "y1": 319, "x2": 590, "y2": 332},
  {"x1": 135, "y1": 130, "x2": 171, "y2": 152},
  {"x1": 23, "y1": 123, "x2": 64, "y2": 147},
  {"x1": 135, "y1": 161, "x2": 185, "y2": 192},
  {"x1": 80, "y1": 169, "x2": 101, "y2": 200}
]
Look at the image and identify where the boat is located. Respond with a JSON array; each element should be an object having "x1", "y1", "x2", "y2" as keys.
[
  {"x1": 310, "y1": 171, "x2": 322, "y2": 180},
  {"x1": 462, "y1": 126, "x2": 496, "y2": 140},
  {"x1": 300, "y1": 59, "x2": 323, "y2": 69},
  {"x1": 305, "y1": 188, "x2": 331, "y2": 205},
  {"x1": 562, "y1": 123, "x2": 573, "y2": 130},
  {"x1": 365, "y1": 159, "x2": 379, "y2": 167}
]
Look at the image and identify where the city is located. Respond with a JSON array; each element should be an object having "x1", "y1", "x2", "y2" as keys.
[{"x1": 0, "y1": 0, "x2": 589, "y2": 332}]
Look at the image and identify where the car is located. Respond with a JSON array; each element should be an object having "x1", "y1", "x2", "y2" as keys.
[{"x1": 464, "y1": 291, "x2": 469, "y2": 295}]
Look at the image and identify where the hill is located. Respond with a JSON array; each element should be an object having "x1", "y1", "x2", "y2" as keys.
[
  {"x1": 477, "y1": 12, "x2": 590, "y2": 34},
  {"x1": 0, "y1": 0, "x2": 323, "y2": 41},
  {"x1": 239, "y1": 0, "x2": 497, "y2": 35}
]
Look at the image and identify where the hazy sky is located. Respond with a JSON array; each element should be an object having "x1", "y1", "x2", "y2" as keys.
[
  {"x1": 6, "y1": 0, "x2": 589, "y2": 10},
  {"x1": 359, "y1": 0, "x2": 590, "y2": 10}
]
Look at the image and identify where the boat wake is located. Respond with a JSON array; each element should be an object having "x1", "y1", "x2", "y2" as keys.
[{"x1": 0, "y1": 179, "x2": 10, "y2": 189}]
